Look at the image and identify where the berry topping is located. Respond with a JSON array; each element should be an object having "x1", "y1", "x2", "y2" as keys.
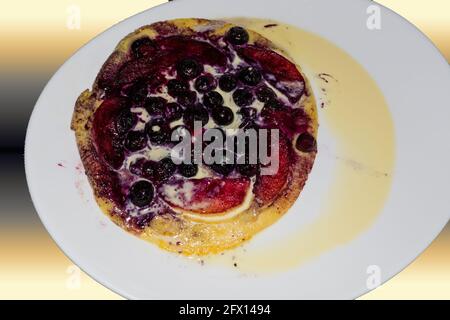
[
  {"x1": 128, "y1": 81, "x2": 148, "y2": 104},
  {"x1": 144, "y1": 97, "x2": 167, "y2": 115},
  {"x1": 210, "y1": 160, "x2": 235, "y2": 176},
  {"x1": 203, "y1": 91, "x2": 224, "y2": 109},
  {"x1": 146, "y1": 119, "x2": 170, "y2": 145},
  {"x1": 176, "y1": 58, "x2": 203, "y2": 79},
  {"x1": 239, "y1": 67, "x2": 262, "y2": 86},
  {"x1": 226, "y1": 26, "x2": 249, "y2": 45},
  {"x1": 238, "y1": 45, "x2": 305, "y2": 102},
  {"x1": 194, "y1": 74, "x2": 217, "y2": 93},
  {"x1": 124, "y1": 130, "x2": 147, "y2": 151},
  {"x1": 237, "y1": 163, "x2": 259, "y2": 177},
  {"x1": 155, "y1": 157, "x2": 176, "y2": 182},
  {"x1": 161, "y1": 177, "x2": 251, "y2": 214},
  {"x1": 176, "y1": 90, "x2": 197, "y2": 106},
  {"x1": 164, "y1": 102, "x2": 183, "y2": 121},
  {"x1": 115, "y1": 109, "x2": 136, "y2": 134},
  {"x1": 183, "y1": 104, "x2": 210, "y2": 127},
  {"x1": 142, "y1": 160, "x2": 158, "y2": 179},
  {"x1": 237, "y1": 107, "x2": 257, "y2": 119},
  {"x1": 232, "y1": 88, "x2": 254, "y2": 107},
  {"x1": 129, "y1": 180, "x2": 154, "y2": 207},
  {"x1": 264, "y1": 98, "x2": 284, "y2": 110},
  {"x1": 256, "y1": 85, "x2": 276, "y2": 103},
  {"x1": 295, "y1": 132, "x2": 316, "y2": 152},
  {"x1": 178, "y1": 163, "x2": 199, "y2": 178},
  {"x1": 129, "y1": 157, "x2": 146, "y2": 176},
  {"x1": 131, "y1": 37, "x2": 157, "y2": 58},
  {"x1": 167, "y1": 79, "x2": 189, "y2": 97},
  {"x1": 212, "y1": 106, "x2": 234, "y2": 126},
  {"x1": 218, "y1": 74, "x2": 238, "y2": 92}
]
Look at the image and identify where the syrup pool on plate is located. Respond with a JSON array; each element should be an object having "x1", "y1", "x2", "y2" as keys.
[{"x1": 205, "y1": 18, "x2": 395, "y2": 273}]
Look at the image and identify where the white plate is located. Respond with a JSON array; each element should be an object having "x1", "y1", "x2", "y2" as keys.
[{"x1": 25, "y1": 0, "x2": 450, "y2": 299}]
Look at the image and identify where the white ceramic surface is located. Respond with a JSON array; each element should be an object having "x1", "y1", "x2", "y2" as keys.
[{"x1": 25, "y1": 0, "x2": 450, "y2": 299}]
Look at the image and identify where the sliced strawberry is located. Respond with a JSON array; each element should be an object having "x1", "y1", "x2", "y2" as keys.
[
  {"x1": 238, "y1": 45, "x2": 305, "y2": 102},
  {"x1": 254, "y1": 134, "x2": 291, "y2": 205},
  {"x1": 160, "y1": 177, "x2": 250, "y2": 214},
  {"x1": 92, "y1": 97, "x2": 127, "y2": 169}
]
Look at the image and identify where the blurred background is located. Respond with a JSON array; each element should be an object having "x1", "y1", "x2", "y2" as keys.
[{"x1": 0, "y1": 0, "x2": 449, "y2": 299}]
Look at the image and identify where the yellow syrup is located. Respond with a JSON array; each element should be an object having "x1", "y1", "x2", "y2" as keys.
[{"x1": 204, "y1": 18, "x2": 395, "y2": 273}]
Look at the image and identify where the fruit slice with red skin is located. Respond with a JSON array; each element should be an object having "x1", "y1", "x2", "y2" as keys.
[
  {"x1": 254, "y1": 134, "x2": 291, "y2": 205},
  {"x1": 109, "y1": 37, "x2": 227, "y2": 92},
  {"x1": 92, "y1": 97, "x2": 126, "y2": 169},
  {"x1": 160, "y1": 177, "x2": 251, "y2": 214},
  {"x1": 237, "y1": 45, "x2": 305, "y2": 103},
  {"x1": 261, "y1": 107, "x2": 310, "y2": 138}
]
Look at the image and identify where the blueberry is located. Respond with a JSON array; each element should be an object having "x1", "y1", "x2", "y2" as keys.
[
  {"x1": 128, "y1": 81, "x2": 148, "y2": 104},
  {"x1": 124, "y1": 130, "x2": 147, "y2": 151},
  {"x1": 129, "y1": 158, "x2": 146, "y2": 176},
  {"x1": 237, "y1": 107, "x2": 257, "y2": 119},
  {"x1": 256, "y1": 86, "x2": 276, "y2": 103},
  {"x1": 232, "y1": 88, "x2": 254, "y2": 107},
  {"x1": 131, "y1": 37, "x2": 156, "y2": 58},
  {"x1": 146, "y1": 119, "x2": 170, "y2": 145},
  {"x1": 264, "y1": 98, "x2": 284, "y2": 109},
  {"x1": 218, "y1": 74, "x2": 238, "y2": 92},
  {"x1": 142, "y1": 160, "x2": 157, "y2": 179},
  {"x1": 178, "y1": 163, "x2": 198, "y2": 178},
  {"x1": 116, "y1": 109, "x2": 136, "y2": 134},
  {"x1": 239, "y1": 67, "x2": 262, "y2": 86},
  {"x1": 295, "y1": 132, "x2": 316, "y2": 152},
  {"x1": 129, "y1": 180, "x2": 154, "y2": 207},
  {"x1": 194, "y1": 74, "x2": 217, "y2": 93},
  {"x1": 183, "y1": 105, "x2": 209, "y2": 127},
  {"x1": 212, "y1": 106, "x2": 234, "y2": 126},
  {"x1": 210, "y1": 161, "x2": 235, "y2": 176},
  {"x1": 167, "y1": 79, "x2": 189, "y2": 97},
  {"x1": 226, "y1": 26, "x2": 249, "y2": 45},
  {"x1": 176, "y1": 90, "x2": 197, "y2": 106},
  {"x1": 237, "y1": 163, "x2": 259, "y2": 177},
  {"x1": 203, "y1": 91, "x2": 224, "y2": 109},
  {"x1": 164, "y1": 102, "x2": 183, "y2": 121},
  {"x1": 155, "y1": 157, "x2": 177, "y2": 182},
  {"x1": 144, "y1": 97, "x2": 167, "y2": 115},
  {"x1": 176, "y1": 58, "x2": 203, "y2": 79}
]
